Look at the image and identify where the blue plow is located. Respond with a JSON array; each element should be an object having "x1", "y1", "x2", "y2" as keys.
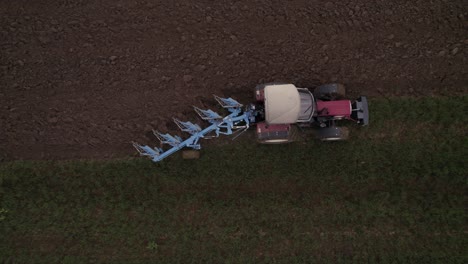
[{"x1": 132, "y1": 95, "x2": 255, "y2": 162}]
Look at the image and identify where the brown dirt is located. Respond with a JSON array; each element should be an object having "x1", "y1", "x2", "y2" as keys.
[{"x1": 1, "y1": 0, "x2": 467, "y2": 160}]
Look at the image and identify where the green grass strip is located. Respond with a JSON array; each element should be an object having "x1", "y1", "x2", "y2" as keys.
[{"x1": 0, "y1": 96, "x2": 467, "y2": 263}]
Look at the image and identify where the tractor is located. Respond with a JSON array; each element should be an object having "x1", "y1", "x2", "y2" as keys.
[
  {"x1": 133, "y1": 83, "x2": 368, "y2": 162},
  {"x1": 253, "y1": 83, "x2": 368, "y2": 143}
]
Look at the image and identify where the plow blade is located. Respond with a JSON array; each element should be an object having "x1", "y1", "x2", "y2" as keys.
[
  {"x1": 132, "y1": 142, "x2": 162, "y2": 158},
  {"x1": 173, "y1": 118, "x2": 202, "y2": 135},
  {"x1": 214, "y1": 95, "x2": 242, "y2": 109},
  {"x1": 193, "y1": 106, "x2": 221, "y2": 121},
  {"x1": 152, "y1": 130, "x2": 182, "y2": 147}
]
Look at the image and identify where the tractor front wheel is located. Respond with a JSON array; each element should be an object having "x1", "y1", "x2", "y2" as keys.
[
  {"x1": 313, "y1": 83, "x2": 346, "y2": 101},
  {"x1": 317, "y1": 127, "x2": 349, "y2": 141}
]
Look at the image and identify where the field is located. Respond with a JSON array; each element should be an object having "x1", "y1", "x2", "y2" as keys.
[
  {"x1": 1, "y1": 97, "x2": 467, "y2": 263},
  {"x1": 1, "y1": 0, "x2": 467, "y2": 263}
]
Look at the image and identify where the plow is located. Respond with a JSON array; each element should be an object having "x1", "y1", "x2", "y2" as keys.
[{"x1": 133, "y1": 83, "x2": 369, "y2": 162}]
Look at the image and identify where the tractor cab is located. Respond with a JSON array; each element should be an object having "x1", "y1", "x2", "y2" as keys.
[
  {"x1": 263, "y1": 84, "x2": 315, "y2": 124},
  {"x1": 254, "y1": 83, "x2": 368, "y2": 143},
  {"x1": 255, "y1": 83, "x2": 315, "y2": 143}
]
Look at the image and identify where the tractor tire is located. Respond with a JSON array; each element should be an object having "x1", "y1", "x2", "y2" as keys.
[
  {"x1": 316, "y1": 127, "x2": 349, "y2": 141},
  {"x1": 288, "y1": 125, "x2": 304, "y2": 142},
  {"x1": 313, "y1": 83, "x2": 346, "y2": 101},
  {"x1": 258, "y1": 126, "x2": 302, "y2": 144},
  {"x1": 182, "y1": 150, "x2": 200, "y2": 159}
]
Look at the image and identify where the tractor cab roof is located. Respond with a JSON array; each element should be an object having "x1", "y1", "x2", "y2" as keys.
[{"x1": 264, "y1": 84, "x2": 301, "y2": 124}]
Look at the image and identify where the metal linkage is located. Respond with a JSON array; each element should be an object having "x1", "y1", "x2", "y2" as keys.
[{"x1": 133, "y1": 95, "x2": 253, "y2": 162}]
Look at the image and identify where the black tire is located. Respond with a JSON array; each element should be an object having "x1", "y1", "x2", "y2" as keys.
[
  {"x1": 182, "y1": 150, "x2": 200, "y2": 159},
  {"x1": 316, "y1": 127, "x2": 349, "y2": 141},
  {"x1": 313, "y1": 83, "x2": 346, "y2": 100}
]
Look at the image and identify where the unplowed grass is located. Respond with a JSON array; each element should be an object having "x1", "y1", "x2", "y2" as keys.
[{"x1": 1, "y1": 96, "x2": 467, "y2": 263}]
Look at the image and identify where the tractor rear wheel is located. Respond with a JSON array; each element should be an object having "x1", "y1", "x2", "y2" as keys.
[
  {"x1": 288, "y1": 125, "x2": 305, "y2": 142},
  {"x1": 258, "y1": 126, "x2": 303, "y2": 144},
  {"x1": 182, "y1": 150, "x2": 200, "y2": 159},
  {"x1": 313, "y1": 83, "x2": 346, "y2": 100},
  {"x1": 317, "y1": 127, "x2": 349, "y2": 141}
]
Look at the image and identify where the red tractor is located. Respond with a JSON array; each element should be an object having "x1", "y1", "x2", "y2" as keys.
[{"x1": 253, "y1": 83, "x2": 368, "y2": 143}]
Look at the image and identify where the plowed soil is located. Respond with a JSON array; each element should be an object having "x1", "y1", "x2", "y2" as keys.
[{"x1": 1, "y1": 0, "x2": 467, "y2": 160}]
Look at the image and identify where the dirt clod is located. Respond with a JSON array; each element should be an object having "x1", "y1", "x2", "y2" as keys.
[{"x1": 183, "y1": 75, "x2": 193, "y2": 83}]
